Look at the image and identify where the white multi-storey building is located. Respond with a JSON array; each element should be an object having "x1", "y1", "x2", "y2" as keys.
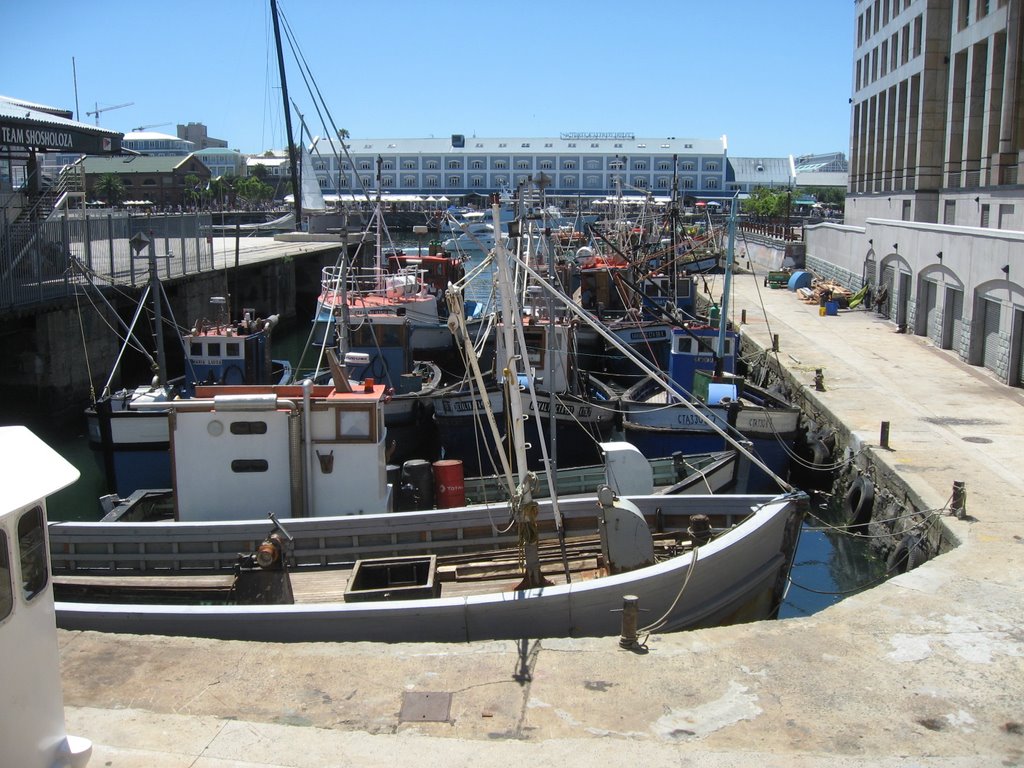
[{"x1": 303, "y1": 133, "x2": 729, "y2": 204}]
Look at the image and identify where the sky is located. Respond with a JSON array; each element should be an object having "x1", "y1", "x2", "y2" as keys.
[{"x1": 2, "y1": 0, "x2": 854, "y2": 159}]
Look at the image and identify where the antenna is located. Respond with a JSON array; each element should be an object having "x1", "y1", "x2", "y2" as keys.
[{"x1": 85, "y1": 101, "x2": 134, "y2": 126}]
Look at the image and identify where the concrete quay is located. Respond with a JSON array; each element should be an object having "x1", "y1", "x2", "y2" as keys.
[{"x1": 56, "y1": 267, "x2": 1024, "y2": 767}]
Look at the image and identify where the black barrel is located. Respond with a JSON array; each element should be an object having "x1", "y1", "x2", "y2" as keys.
[{"x1": 399, "y1": 459, "x2": 434, "y2": 511}]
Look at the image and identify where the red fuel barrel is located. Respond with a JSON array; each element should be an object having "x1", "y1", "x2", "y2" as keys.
[{"x1": 432, "y1": 459, "x2": 465, "y2": 508}]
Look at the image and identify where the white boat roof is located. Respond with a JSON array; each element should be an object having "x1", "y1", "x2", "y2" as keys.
[{"x1": 0, "y1": 426, "x2": 79, "y2": 513}]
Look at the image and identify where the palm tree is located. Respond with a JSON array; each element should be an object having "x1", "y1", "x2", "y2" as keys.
[{"x1": 94, "y1": 173, "x2": 126, "y2": 207}]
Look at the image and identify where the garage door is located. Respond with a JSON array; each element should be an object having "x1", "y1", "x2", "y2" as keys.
[
  {"x1": 981, "y1": 298, "x2": 1001, "y2": 372},
  {"x1": 923, "y1": 280, "x2": 939, "y2": 343},
  {"x1": 944, "y1": 287, "x2": 964, "y2": 351}
]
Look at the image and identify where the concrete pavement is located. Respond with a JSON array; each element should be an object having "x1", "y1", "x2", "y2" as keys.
[{"x1": 57, "y1": 266, "x2": 1024, "y2": 767}]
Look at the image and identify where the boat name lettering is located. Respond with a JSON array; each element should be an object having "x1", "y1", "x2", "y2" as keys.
[
  {"x1": 629, "y1": 330, "x2": 668, "y2": 341},
  {"x1": 532, "y1": 401, "x2": 592, "y2": 418},
  {"x1": 442, "y1": 398, "x2": 491, "y2": 413},
  {"x1": 675, "y1": 413, "x2": 711, "y2": 427}
]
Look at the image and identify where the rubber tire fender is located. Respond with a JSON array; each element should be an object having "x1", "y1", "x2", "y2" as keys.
[
  {"x1": 887, "y1": 533, "x2": 927, "y2": 574},
  {"x1": 843, "y1": 474, "x2": 875, "y2": 530}
]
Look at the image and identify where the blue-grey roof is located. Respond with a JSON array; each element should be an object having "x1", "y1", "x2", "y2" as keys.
[{"x1": 729, "y1": 156, "x2": 794, "y2": 184}]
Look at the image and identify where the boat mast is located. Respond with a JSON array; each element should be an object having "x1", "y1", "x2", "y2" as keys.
[
  {"x1": 715, "y1": 191, "x2": 740, "y2": 359},
  {"x1": 491, "y1": 194, "x2": 544, "y2": 588},
  {"x1": 271, "y1": 0, "x2": 302, "y2": 231}
]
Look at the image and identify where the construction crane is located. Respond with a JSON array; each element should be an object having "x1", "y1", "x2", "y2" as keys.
[
  {"x1": 86, "y1": 101, "x2": 133, "y2": 126},
  {"x1": 132, "y1": 122, "x2": 171, "y2": 132}
]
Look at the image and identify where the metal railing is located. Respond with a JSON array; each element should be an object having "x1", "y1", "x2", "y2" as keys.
[{"x1": 1, "y1": 211, "x2": 214, "y2": 313}]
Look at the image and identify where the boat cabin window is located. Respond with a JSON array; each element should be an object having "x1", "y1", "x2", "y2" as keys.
[
  {"x1": 225, "y1": 342, "x2": 240, "y2": 358},
  {"x1": 230, "y1": 420, "x2": 269, "y2": 436},
  {"x1": 0, "y1": 530, "x2": 12, "y2": 622},
  {"x1": 207, "y1": 342, "x2": 221, "y2": 357},
  {"x1": 17, "y1": 506, "x2": 47, "y2": 602},
  {"x1": 337, "y1": 406, "x2": 373, "y2": 441},
  {"x1": 673, "y1": 335, "x2": 733, "y2": 357}
]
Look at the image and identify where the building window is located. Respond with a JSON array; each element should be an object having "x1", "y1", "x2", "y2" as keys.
[
  {"x1": 539, "y1": 160, "x2": 553, "y2": 170},
  {"x1": 584, "y1": 175, "x2": 600, "y2": 187},
  {"x1": 402, "y1": 175, "x2": 417, "y2": 187},
  {"x1": 980, "y1": 203, "x2": 990, "y2": 228},
  {"x1": 562, "y1": 176, "x2": 577, "y2": 187},
  {"x1": 521, "y1": 143, "x2": 530, "y2": 148},
  {"x1": 682, "y1": 177, "x2": 695, "y2": 189},
  {"x1": 633, "y1": 161, "x2": 647, "y2": 170},
  {"x1": 516, "y1": 160, "x2": 530, "y2": 169},
  {"x1": 681, "y1": 161, "x2": 695, "y2": 171},
  {"x1": 381, "y1": 176, "x2": 394, "y2": 187},
  {"x1": 448, "y1": 175, "x2": 460, "y2": 186},
  {"x1": 402, "y1": 160, "x2": 417, "y2": 169},
  {"x1": 706, "y1": 178, "x2": 719, "y2": 189},
  {"x1": 943, "y1": 199, "x2": 956, "y2": 224},
  {"x1": 425, "y1": 176, "x2": 439, "y2": 188},
  {"x1": 657, "y1": 161, "x2": 672, "y2": 171},
  {"x1": 494, "y1": 176, "x2": 507, "y2": 186},
  {"x1": 17, "y1": 506, "x2": 47, "y2": 602},
  {"x1": 425, "y1": 160, "x2": 439, "y2": 170},
  {"x1": 705, "y1": 162, "x2": 719, "y2": 171},
  {"x1": 447, "y1": 160, "x2": 461, "y2": 169},
  {"x1": 360, "y1": 176, "x2": 372, "y2": 187},
  {"x1": 381, "y1": 161, "x2": 394, "y2": 170},
  {"x1": 562, "y1": 160, "x2": 576, "y2": 170},
  {"x1": 470, "y1": 176, "x2": 484, "y2": 187},
  {"x1": 494, "y1": 160, "x2": 507, "y2": 169},
  {"x1": 470, "y1": 160, "x2": 484, "y2": 169},
  {"x1": 657, "y1": 177, "x2": 671, "y2": 189},
  {"x1": 632, "y1": 177, "x2": 648, "y2": 188},
  {"x1": 359, "y1": 161, "x2": 372, "y2": 170}
]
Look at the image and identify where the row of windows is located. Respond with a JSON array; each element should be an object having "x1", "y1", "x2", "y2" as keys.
[
  {"x1": 856, "y1": 13, "x2": 923, "y2": 90},
  {"x1": 0, "y1": 506, "x2": 49, "y2": 624},
  {"x1": 322, "y1": 175, "x2": 722, "y2": 190},
  {"x1": 313, "y1": 158, "x2": 719, "y2": 172},
  {"x1": 859, "y1": 0, "x2": 1001, "y2": 48},
  {"x1": 362, "y1": 141, "x2": 695, "y2": 150}
]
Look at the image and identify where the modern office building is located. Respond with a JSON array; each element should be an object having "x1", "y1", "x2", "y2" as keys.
[
  {"x1": 847, "y1": 0, "x2": 1022, "y2": 230},
  {"x1": 177, "y1": 122, "x2": 227, "y2": 150},
  {"x1": 804, "y1": 0, "x2": 1023, "y2": 387}
]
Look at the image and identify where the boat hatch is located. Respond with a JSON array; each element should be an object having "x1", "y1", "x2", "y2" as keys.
[{"x1": 344, "y1": 555, "x2": 439, "y2": 602}]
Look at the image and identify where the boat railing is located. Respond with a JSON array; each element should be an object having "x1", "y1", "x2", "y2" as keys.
[{"x1": 320, "y1": 264, "x2": 429, "y2": 301}]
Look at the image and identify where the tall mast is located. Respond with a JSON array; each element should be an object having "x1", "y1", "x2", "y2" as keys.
[
  {"x1": 715, "y1": 192, "x2": 740, "y2": 359},
  {"x1": 271, "y1": 0, "x2": 301, "y2": 231}
]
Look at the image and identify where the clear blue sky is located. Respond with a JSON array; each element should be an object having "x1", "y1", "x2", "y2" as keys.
[{"x1": 3, "y1": 0, "x2": 854, "y2": 159}]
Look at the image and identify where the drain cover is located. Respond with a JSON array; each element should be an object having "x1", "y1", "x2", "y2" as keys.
[{"x1": 400, "y1": 691, "x2": 452, "y2": 723}]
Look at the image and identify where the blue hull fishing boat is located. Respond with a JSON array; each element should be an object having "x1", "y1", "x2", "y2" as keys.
[{"x1": 620, "y1": 199, "x2": 801, "y2": 491}]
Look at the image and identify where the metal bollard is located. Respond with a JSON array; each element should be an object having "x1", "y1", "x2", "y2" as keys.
[
  {"x1": 619, "y1": 594, "x2": 640, "y2": 649},
  {"x1": 814, "y1": 369, "x2": 825, "y2": 391},
  {"x1": 772, "y1": 333, "x2": 779, "y2": 352},
  {"x1": 741, "y1": 309, "x2": 747, "y2": 325},
  {"x1": 951, "y1": 480, "x2": 967, "y2": 519},
  {"x1": 880, "y1": 421, "x2": 890, "y2": 449}
]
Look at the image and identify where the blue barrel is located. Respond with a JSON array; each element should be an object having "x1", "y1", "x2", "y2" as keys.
[
  {"x1": 787, "y1": 270, "x2": 812, "y2": 291},
  {"x1": 825, "y1": 300, "x2": 839, "y2": 316}
]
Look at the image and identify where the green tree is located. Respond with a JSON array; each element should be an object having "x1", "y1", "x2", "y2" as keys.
[
  {"x1": 742, "y1": 187, "x2": 789, "y2": 218},
  {"x1": 183, "y1": 173, "x2": 202, "y2": 210},
  {"x1": 94, "y1": 173, "x2": 125, "y2": 206}
]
